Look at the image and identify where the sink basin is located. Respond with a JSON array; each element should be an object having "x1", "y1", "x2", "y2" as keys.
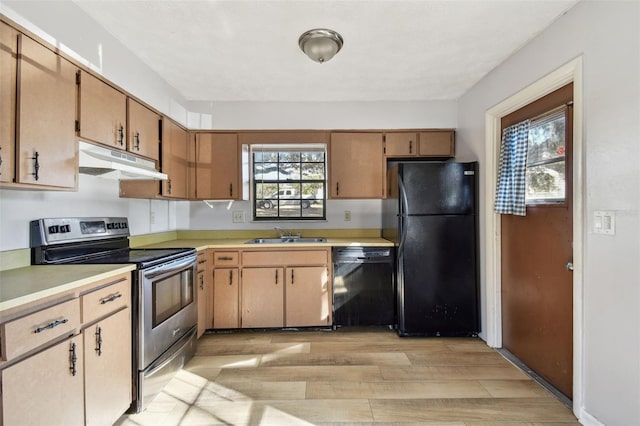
[{"x1": 245, "y1": 237, "x2": 327, "y2": 244}]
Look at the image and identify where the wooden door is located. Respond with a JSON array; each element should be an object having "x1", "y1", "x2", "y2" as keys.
[
  {"x1": 195, "y1": 132, "x2": 239, "y2": 199},
  {"x1": 330, "y1": 132, "x2": 384, "y2": 198},
  {"x1": 384, "y1": 132, "x2": 417, "y2": 157},
  {"x1": 241, "y1": 267, "x2": 284, "y2": 328},
  {"x1": 17, "y1": 35, "x2": 77, "y2": 188},
  {"x1": 162, "y1": 119, "x2": 189, "y2": 198},
  {"x1": 501, "y1": 84, "x2": 573, "y2": 398},
  {"x1": 285, "y1": 266, "x2": 330, "y2": 327},
  {"x1": 127, "y1": 98, "x2": 159, "y2": 161},
  {"x1": 418, "y1": 130, "x2": 454, "y2": 157},
  {"x1": 0, "y1": 22, "x2": 18, "y2": 183},
  {"x1": 213, "y1": 268, "x2": 239, "y2": 328},
  {"x1": 2, "y1": 335, "x2": 85, "y2": 426},
  {"x1": 78, "y1": 71, "x2": 127, "y2": 149},
  {"x1": 84, "y1": 308, "x2": 132, "y2": 426}
]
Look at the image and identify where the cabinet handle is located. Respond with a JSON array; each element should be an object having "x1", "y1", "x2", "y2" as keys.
[
  {"x1": 100, "y1": 293, "x2": 122, "y2": 305},
  {"x1": 336, "y1": 182, "x2": 340, "y2": 196},
  {"x1": 409, "y1": 140, "x2": 413, "y2": 154},
  {"x1": 31, "y1": 151, "x2": 40, "y2": 181},
  {"x1": 275, "y1": 269, "x2": 278, "y2": 285},
  {"x1": 291, "y1": 269, "x2": 295, "y2": 285},
  {"x1": 117, "y1": 124, "x2": 124, "y2": 146},
  {"x1": 217, "y1": 256, "x2": 233, "y2": 261},
  {"x1": 34, "y1": 318, "x2": 68, "y2": 334},
  {"x1": 199, "y1": 274, "x2": 204, "y2": 290},
  {"x1": 69, "y1": 342, "x2": 78, "y2": 376},
  {"x1": 229, "y1": 270, "x2": 233, "y2": 286},
  {"x1": 229, "y1": 183, "x2": 233, "y2": 197},
  {"x1": 95, "y1": 326, "x2": 103, "y2": 356},
  {"x1": 134, "y1": 132, "x2": 141, "y2": 151},
  {"x1": 0, "y1": 146, "x2": 3, "y2": 176},
  {"x1": 167, "y1": 179, "x2": 172, "y2": 194}
]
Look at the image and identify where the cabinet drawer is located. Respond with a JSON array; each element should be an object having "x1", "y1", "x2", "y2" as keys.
[
  {"x1": 242, "y1": 250, "x2": 328, "y2": 266},
  {"x1": 2, "y1": 298, "x2": 80, "y2": 361},
  {"x1": 197, "y1": 251, "x2": 208, "y2": 272},
  {"x1": 81, "y1": 276, "x2": 130, "y2": 324},
  {"x1": 213, "y1": 251, "x2": 239, "y2": 266}
]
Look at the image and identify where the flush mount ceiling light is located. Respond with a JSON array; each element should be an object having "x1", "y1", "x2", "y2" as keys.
[{"x1": 298, "y1": 28, "x2": 344, "y2": 63}]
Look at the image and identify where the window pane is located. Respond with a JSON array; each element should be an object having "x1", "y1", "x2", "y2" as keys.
[
  {"x1": 279, "y1": 152, "x2": 300, "y2": 162},
  {"x1": 528, "y1": 113, "x2": 566, "y2": 165},
  {"x1": 301, "y1": 152, "x2": 325, "y2": 162},
  {"x1": 526, "y1": 161, "x2": 565, "y2": 201},
  {"x1": 301, "y1": 163, "x2": 324, "y2": 180},
  {"x1": 279, "y1": 163, "x2": 300, "y2": 180}
]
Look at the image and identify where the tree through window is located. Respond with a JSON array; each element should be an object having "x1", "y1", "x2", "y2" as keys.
[{"x1": 252, "y1": 145, "x2": 326, "y2": 220}]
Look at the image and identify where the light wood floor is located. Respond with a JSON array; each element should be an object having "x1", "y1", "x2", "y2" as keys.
[{"x1": 115, "y1": 328, "x2": 579, "y2": 425}]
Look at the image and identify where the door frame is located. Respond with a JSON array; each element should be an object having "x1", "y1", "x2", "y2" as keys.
[{"x1": 483, "y1": 57, "x2": 584, "y2": 418}]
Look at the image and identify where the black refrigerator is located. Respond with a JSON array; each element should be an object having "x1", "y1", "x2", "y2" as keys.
[{"x1": 382, "y1": 162, "x2": 479, "y2": 336}]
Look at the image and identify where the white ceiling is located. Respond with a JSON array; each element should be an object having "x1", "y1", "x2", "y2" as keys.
[{"x1": 73, "y1": 0, "x2": 578, "y2": 103}]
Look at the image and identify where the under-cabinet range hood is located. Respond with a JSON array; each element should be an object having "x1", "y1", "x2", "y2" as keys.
[{"x1": 78, "y1": 141, "x2": 168, "y2": 180}]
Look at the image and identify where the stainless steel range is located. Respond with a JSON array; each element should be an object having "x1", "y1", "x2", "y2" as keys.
[{"x1": 30, "y1": 217, "x2": 197, "y2": 413}]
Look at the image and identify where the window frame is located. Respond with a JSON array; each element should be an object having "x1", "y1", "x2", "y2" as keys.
[{"x1": 250, "y1": 144, "x2": 327, "y2": 221}]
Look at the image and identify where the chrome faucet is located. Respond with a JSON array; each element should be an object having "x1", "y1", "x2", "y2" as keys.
[{"x1": 274, "y1": 226, "x2": 299, "y2": 238}]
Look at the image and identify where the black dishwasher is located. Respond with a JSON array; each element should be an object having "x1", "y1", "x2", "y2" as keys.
[{"x1": 332, "y1": 247, "x2": 395, "y2": 327}]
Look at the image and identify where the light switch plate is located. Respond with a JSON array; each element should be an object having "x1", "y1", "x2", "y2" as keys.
[
  {"x1": 232, "y1": 211, "x2": 245, "y2": 223},
  {"x1": 344, "y1": 210, "x2": 352, "y2": 221},
  {"x1": 594, "y1": 210, "x2": 615, "y2": 235}
]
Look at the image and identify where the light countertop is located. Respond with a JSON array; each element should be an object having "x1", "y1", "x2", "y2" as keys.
[
  {"x1": 0, "y1": 264, "x2": 135, "y2": 315},
  {"x1": 136, "y1": 237, "x2": 394, "y2": 250}
]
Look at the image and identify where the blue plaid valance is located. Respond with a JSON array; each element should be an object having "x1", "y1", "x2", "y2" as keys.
[{"x1": 494, "y1": 119, "x2": 530, "y2": 216}]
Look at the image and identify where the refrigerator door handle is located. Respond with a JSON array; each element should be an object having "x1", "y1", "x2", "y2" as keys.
[{"x1": 398, "y1": 174, "x2": 410, "y2": 256}]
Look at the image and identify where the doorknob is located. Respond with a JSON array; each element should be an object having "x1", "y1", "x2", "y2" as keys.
[{"x1": 566, "y1": 262, "x2": 574, "y2": 271}]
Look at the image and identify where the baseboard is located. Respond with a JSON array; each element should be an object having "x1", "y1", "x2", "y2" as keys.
[{"x1": 578, "y1": 409, "x2": 606, "y2": 426}]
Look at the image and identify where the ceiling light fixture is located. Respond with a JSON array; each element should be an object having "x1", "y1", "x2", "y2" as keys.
[{"x1": 298, "y1": 28, "x2": 343, "y2": 63}]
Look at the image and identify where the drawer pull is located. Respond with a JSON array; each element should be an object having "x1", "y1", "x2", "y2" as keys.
[
  {"x1": 34, "y1": 318, "x2": 68, "y2": 334},
  {"x1": 198, "y1": 260, "x2": 207, "y2": 264},
  {"x1": 69, "y1": 342, "x2": 78, "y2": 376},
  {"x1": 100, "y1": 293, "x2": 123, "y2": 305},
  {"x1": 229, "y1": 270, "x2": 233, "y2": 286},
  {"x1": 217, "y1": 256, "x2": 234, "y2": 261},
  {"x1": 95, "y1": 326, "x2": 103, "y2": 356}
]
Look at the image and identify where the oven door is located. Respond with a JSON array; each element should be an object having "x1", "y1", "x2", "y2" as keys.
[{"x1": 139, "y1": 254, "x2": 197, "y2": 369}]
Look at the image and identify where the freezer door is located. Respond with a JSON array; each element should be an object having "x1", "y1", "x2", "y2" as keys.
[
  {"x1": 397, "y1": 215, "x2": 478, "y2": 336},
  {"x1": 399, "y1": 162, "x2": 477, "y2": 215}
]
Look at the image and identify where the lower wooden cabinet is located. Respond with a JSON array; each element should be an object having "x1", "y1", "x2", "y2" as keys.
[
  {"x1": 241, "y1": 267, "x2": 284, "y2": 328},
  {"x1": 1, "y1": 334, "x2": 85, "y2": 426},
  {"x1": 83, "y1": 307, "x2": 132, "y2": 426},
  {"x1": 213, "y1": 267, "x2": 239, "y2": 328},
  {"x1": 196, "y1": 250, "x2": 212, "y2": 337},
  {"x1": 285, "y1": 266, "x2": 331, "y2": 327}
]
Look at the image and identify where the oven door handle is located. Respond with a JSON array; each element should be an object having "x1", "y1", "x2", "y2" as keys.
[{"x1": 143, "y1": 255, "x2": 197, "y2": 279}]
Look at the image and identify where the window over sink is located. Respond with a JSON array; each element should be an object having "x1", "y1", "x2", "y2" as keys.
[{"x1": 251, "y1": 144, "x2": 326, "y2": 221}]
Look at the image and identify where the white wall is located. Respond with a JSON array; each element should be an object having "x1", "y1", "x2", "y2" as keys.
[
  {"x1": 457, "y1": 2, "x2": 639, "y2": 425},
  {"x1": 0, "y1": 175, "x2": 185, "y2": 251}
]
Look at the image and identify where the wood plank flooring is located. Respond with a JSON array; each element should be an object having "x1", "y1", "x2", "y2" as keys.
[{"x1": 115, "y1": 328, "x2": 578, "y2": 425}]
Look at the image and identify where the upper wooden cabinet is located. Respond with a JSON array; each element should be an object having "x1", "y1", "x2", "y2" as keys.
[
  {"x1": 195, "y1": 133, "x2": 240, "y2": 200},
  {"x1": 16, "y1": 35, "x2": 77, "y2": 189},
  {"x1": 161, "y1": 119, "x2": 189, "y2": 198},
  {"x1": 127, "y1": 98, "x2": 160, "y2": 161},
  {"x1": 0, "y1": 21, "x2": 18, "y2": 184},
  {"x1": 384, "y1": 130, "x2": 454, "y2": 158},
  {"x1": 78, "y1": 71, "x2": 127, "y2": 149},
  {"x1": 330, "y1": 132, "x2": 384, "y2": 199},
  {"x1": 418, "y1": 130, "x2": 455, "y2": 157},
  {"x1": 384, "y1": 132, "x2": 418, "y2": 157}
]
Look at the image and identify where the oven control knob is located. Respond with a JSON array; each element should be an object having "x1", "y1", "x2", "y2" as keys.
[
  {"x1": 107, "y1": 223, "x2": 114, "y2": 230},
  {"x1": 60, "y1": 225, "x2": 71, "y2": 233},
  {"x1": 48, "y1": 225, "x2": 59, "y2": 234},
  {"x1": 121, "y1": 222, "x2": 128, "y2": 229}
]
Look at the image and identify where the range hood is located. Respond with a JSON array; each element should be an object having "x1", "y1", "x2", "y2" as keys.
[{"x1": 78, "y1": 141, "x2": 168, "y2": 180}]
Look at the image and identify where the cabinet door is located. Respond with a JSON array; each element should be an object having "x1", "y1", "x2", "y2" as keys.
[
  {"x1": 2, "y1": 335, "x2": 84, "y2": 426},
  {"x1": 285, "y1": 266, "x2": 331, "y2": 327},
  {"x1": 418, "y1": 131, "x2": 454, "y2": 157},
  {"x1": 78, "y1": 71, "x2": 127, "y2": 149},
  {"x1": 17, "y1": 35, "x2": 77, "y2": 188},
  {"x1": 197, "y1": 270, "x2": 208, "y2": 336},
  {"x1": 84, "y1": 308, "x2": 132, "y2": 426},
  {"x1": 128, "y1": 98, "x2": 159, "y2": 161},
  {"x1": 0, "y1": 22, "x2": 18, "y2": 183},
  {"x1": 213, "y1": 268, "x2": 239, "y2": 329},
  {"x1": 330, "y1": 132, "x2": 384, "y2": 198},
  {"x1": 162, "y1": 119, "x2": 189, "y2": 198},
  {"x1": 385, "y1": 132, "x2": 417, "y2": 157},
  {"x1": 195, "y1": 133, "x2": 239, "y2": 199},
  {"x1": 241, "y1": 267, "x2": 284, "y2": 328}
]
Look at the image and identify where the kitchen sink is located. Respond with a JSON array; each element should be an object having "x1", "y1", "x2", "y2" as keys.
[{"x1": 245, "y1": 237, "x2": 327, "y2": 244}]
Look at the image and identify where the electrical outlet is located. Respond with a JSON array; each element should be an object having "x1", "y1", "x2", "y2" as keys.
[
  {"x1": 232, "y1": 211, "x2": 245, "y2": 223},
  {"x1": 344, "y1": 210, "x2": 352, "y2": 221}
]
